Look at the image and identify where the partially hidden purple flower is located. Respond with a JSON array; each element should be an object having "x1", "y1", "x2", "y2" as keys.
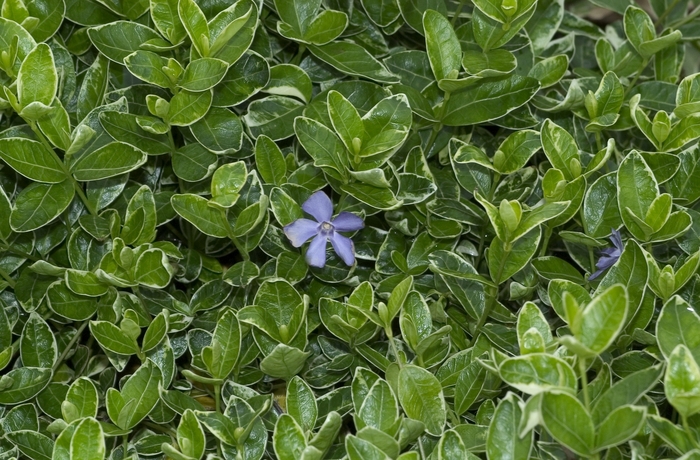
[
  {"x1": 588, "y1": 228, "x2": 624, "y2": 280},
  {"x1": 283, "y1": 191, "x2": 364, "y2": 268}
]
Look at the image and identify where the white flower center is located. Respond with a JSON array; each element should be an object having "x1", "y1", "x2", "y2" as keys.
[{"x1": 321, "y1": 222, "x2": 333, "y2": 231}]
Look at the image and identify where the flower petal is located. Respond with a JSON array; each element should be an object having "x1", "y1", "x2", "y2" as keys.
[
  {"x1": 331, "y1": 212, "x2": 364, "y2": 232},
  {"x1": 306, "y1": 233, "x2": 328, "y2": 268},
  {"x1": 588, "y1": 268, "x2": 606, "y2": 281},
  {"x1": 283, "y1": 219, "x2": 319, "y2": 247},
  {"x1": 595, "y1": 255, "x2": 617, "y2": 270},
  {"x1": 330, "y1": 232, "x2": 355, "y2": 266},
  {"x1": 610, "y1": 228, "x2": 623, "y2": 250},
  {"x1": 302, "y1": 191, "x2": 333, "y2": 223}
]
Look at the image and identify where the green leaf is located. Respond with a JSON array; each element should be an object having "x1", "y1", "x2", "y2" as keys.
[
  {"x1": 71, "y1": 142, "x2": 146, "y2": 181},
  {"x1": 17, "y1": 43, "x2": 56, "y2": 108},
  {"x1": 254, "y1": 135, "x2": 286, "y2": 186},
  {"x1": 273, "y1": 414, "x2": 306, "y2": 460},
  {"x1": 328, "y1": 90, "x2": 364, "y2": 155},
  {"x1": 442, "y1": 76, "x2": 540, "y2": 126},
  {"x1": 260, "y1": 344, "x2": 310, "y2": 380},
  {"x1": 583, "y1": 173, "x2": 622, "y2": 238},
  {"x1": 244, "y1": 95, "x2": 304, "y2": 140},
  {"x1": 213, "y1": 51, "x2": 269, "y2": 107},
  {"x1": 172, "y1": 143, "x2": 217, "y2": 182},
  {"x1": 151, "y1": 0, "x2": 187, "y2": 44},
  {"x1": 492, "y1": 130, "x2": 540, "y2": 175},
  {"x1": 270, "y1": 187, "x2": 302, "y2": 227},
  {"x1": 573, "y1": 284, "x2": 629, "y2": 356},
  {"x1": 136, "y1": 248, "x2": 174, "y2": 288},
  {"x1": 358, "y1": 378, "x2": 400, "y2": 434},
  {"x1": 202, "y1": 309, "x2": 240, "y2": 380},
  {"x1": 657, "y1": 296, "x2": 700, "y2": 364},
  {"x1": 179, "y1": 58, "x2": 229, "y2": 92},
  {"x1": 98, "y1": 111, "x2": 170, "y2": 155},
  {"x1": 617, "y1": 151, "x2": 658, "y2": 240},
  {"x1": 346, "y1": 435, "x2": 391, "y2": 460},
  {"x1": 666, "y1": 344, "x2": 700, "y2": 419},
  {"x1": 167, "y1": 90, "x2": 212, "y2": 126},
  {"x1": 20, "y1": 312, "x2": 57, "y2": 368},
  {"x1": 488, "y1": 226, "x2": 541, "y2": 284},
  {"x1": 124, "y1": 50, "x2": 173, "y2": 89},
  {"x1": 176, "y1": 409, "x2": 205, "y2": 459},
  {"x1": 88, "y1": 21, "x2": 161, "y2": 63},
  {"x1": 0, "y1": 137, "x2": 66, "y2": 183},
  {"x1": 89, "y1": 320, "x2": 140, "y2": 355},
  {"x1": 540, "y1": 391, "x2": 594, "y2": 456},
  {"x1": 211, "y1": 161, "x2": 247, "y2": 208},
  {"x1": 0, "y1": 186, "x2": 11, "y2": 240},
  {"x1": 528, "y1": 54, "x2": 569, "y2": 88},
  {"x1": 77, "y1": 53, "x2": 110, "y2": 122},
  {"x1": 109, "y1": 361, "x2": 162, "y2": 430},
  {"x1": 10, "y1": 180, "x2": 74, "y2": 232},
  {"x1": 360, "y1": 94, "x2": 412, "y2": 159},
  {"x1": 177, "y1": 0, "x2": 209, "y2": 56},
  {"x1": 190, "y1": 107, "x2": 243, "y2": 154},
  {"x1": 595, "y1": 405, "x2": 646, "y2": 450},
  {"x1": 487, "y1": 393, "x2": 532, "y2": 459},
  {"x1": 294, "y1": 116, "x2": 348, "y2": 182},
  {"x1": 64, "y1": 377, "x2": 99, "y2": 422},
  {"x1": 499, "y1": 354, "x2": 577, "y2": 394},
  {"x1": 541, "y1": 119, "x2": 580, "y2": 181},
  {"x1": 398, "y1": 364, "x2": 446, "y2": 436},
  {"x1": 141, "y1": 312, "x2": 167, "y2": 353},
  {"x1": 6, "y1": 430, "x2": 53, "y2": 460},
  {"x1": 341, "y1": 182, "x2": 402, "y2": 211},
  {"x1": 0, "y1": 367, "x2": 53, "y2": 404},
  {"x1": 266, "y1": 64, "x2": 313, "y2": 103},
  {"x1": 423, "y1": 9, "x2": 461, "y2": 82},
  {"x1": 287, "y1": 376, "x2": 318, "y2": 432},
  {"x1": 70, "y1": 418, "x2": 105, "y2": 460},
  {"x1": 308, "y1": 42, "x2": 399, "y2": 84},
  {"x1": 171, "y1": 194, "x2": 229, "y2": 238}
]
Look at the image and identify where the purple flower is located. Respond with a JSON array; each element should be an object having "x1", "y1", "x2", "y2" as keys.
[
  {"x1": 588, "y1": 228, "x2": 624, "y2": 280},
  {"x1": 283, "y1": 191, "x2": 364, "y2": 268}
]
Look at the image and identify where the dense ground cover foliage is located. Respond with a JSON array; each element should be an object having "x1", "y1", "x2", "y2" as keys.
[{"x1": 2, "y1": 0, "x2": 700, "y2": 458}]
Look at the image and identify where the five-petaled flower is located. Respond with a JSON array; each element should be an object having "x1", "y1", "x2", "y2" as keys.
[
  {"x1": 284, "y1": 191, "x2": 364, "y2": 268},
  {"x1": 588, "y1": 228, "x2": 623, "y2": 280}
]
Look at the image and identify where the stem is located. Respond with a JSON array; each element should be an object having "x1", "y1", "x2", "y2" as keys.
[
  {"x1": 595, "y1": 132, "x2": 603, "y2": 152},
  {"x1": 0, "y1": 266, "x2": 15, "y2": 288},
  {"x1": 230, "y1": 236, "x2": 250, "y2": 261},
  {"x1": 469, "y1": 248, "x2": 508, "y2": 346},
  {"x1": 654, "y1": 0, "x2": 682, "y2": 26},
  {"x1": 682, "y1": 414, "x2": 700, "y2": 449},
  {"x1": 53, "y1": 321, "x2": 88, "y2": 371},
  {"x1": 539, "y1": 225, "x2": 553, "y2": 257},
  {"x1": 417, "y1": 437, "x2": 427, "y2": 459},
  {"x1": 122, "y1": 435, "x2": 128, "y2": 456},
  {"x1": 424, "y1": 123, "x2": 443, "y2": 156},
  {"x1": 451, "y1": 0, "x2": 468, "y2": 26},
  {"x1": 291, "y1": 44, "x2": 306, "y2": 66},
  {"x1": 425, "y1": 91, "x2": 451, "y2": 155},
  {"x1": 72, "y1": 181, "x2": 97, "y2": 215},
  {"x1": 387, "y1": 332, "x2": 403, "y2": 368},
  {"x1": 214, "y1": 383, "x2": 222, "y2": 413},
  {"x1": 578, "y1": 357, "x2": 590, "y2": 409},
  {"x1": 144, "y1": 421, "x2": 177, "y2": 437},
  {"x1": 0, "y1": 243, "x2": 41, "y2": 261},
  {"x1": 28, "y1": 121, "x2": 55, "y2": 153},
  {"x1": 28, "y1": 121, "x2": 98, "y2": 215},
  {"x1": 624, "y1": 59, "x2": 649, "y2": 98},
  {"x1": 669, "y1": 4, "x2": 700, "y2": 28}
]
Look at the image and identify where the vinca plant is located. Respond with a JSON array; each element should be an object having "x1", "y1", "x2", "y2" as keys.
[{"x1": 2, "y1": 0, "x2": 700, "y2": 458}]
